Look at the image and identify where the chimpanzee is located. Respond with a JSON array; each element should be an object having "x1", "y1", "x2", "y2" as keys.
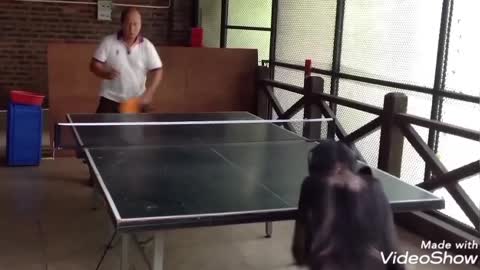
[{"x1": 292, "y1": 140, "x2": 405, "y2": 270}]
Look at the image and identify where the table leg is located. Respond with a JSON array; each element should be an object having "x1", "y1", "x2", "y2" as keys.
[
  {"x1": 121, "y1": 234, "x2": 130, "y2": 270},
  {"x1": 265, "y1": 222, "x2": 273, "y2": 238},
  {"x1": 89, "y1": 165, "x2": 101, "y2": 210},
  {"x1": 120, "y1": 231, "x2": 165, "y2": 270},
  {"x1": 152, "y1": 231, "x2": 165, "y2": 270},
  {"x1": 91, "y1": 180, "x2": 101, "y2": 210}
]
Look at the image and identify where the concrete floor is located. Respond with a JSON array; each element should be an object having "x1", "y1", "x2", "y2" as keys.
[{"x1": 0, "y1": 157, "x2": 478, "y2": 270}]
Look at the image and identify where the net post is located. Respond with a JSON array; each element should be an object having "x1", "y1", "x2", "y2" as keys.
[
  {"x1": 53, "y1": 123, "x2": 60, "y2": 150},
  {"x1": 303, "y1": 76, "x2": 324, "y2": 139},
  {"x1": 378, "y1": 92, "x2": 408, "y2": 177},
  {"x1": 52, "y1": 123, "x2": 60, "y2": 159},
  {"x1": 257, "y1": 66, "x2": 272, "y2": 119}
]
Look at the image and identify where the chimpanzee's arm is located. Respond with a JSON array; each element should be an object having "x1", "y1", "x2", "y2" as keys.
[
  {"x1": 292, "y1": 177, "x2": 313, "y2": 265},
  {"x1": 371, "y1": 178, "x2": 406, "y2": 270}
]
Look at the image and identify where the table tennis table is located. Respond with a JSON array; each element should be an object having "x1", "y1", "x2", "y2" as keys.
[{"x1": 65, "y1": 111, "x2": 444, "y2": 270}]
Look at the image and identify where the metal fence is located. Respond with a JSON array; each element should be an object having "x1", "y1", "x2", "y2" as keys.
[{"x1": 210, "y1": 0, "x2": 479, "y2": 235}]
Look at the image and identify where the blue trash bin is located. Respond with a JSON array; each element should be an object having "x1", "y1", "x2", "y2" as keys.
[{"x1": 6, "y1": 102, "x2": 43, "y2": 166}]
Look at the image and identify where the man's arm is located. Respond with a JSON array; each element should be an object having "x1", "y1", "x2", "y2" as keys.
[
  {"x1": 141, "y1": 68, "x2": 163, "y2": 105},
  {"x1": 89, "y1": 59, "x2": 119, "y2": 80}
]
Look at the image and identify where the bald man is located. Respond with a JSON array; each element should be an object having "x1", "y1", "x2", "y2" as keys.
[{"x1": 90, "y1": 7, "x2": 163, "y2": 113}]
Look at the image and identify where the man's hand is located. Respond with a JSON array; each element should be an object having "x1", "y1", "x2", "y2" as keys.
[
  {"x1": 144, "y1": 69, "x2": 163, "y2": 101},
  {"x1": 105, "y1": 67, "x2": 120, "y2": 80},
  {"x1": 140, "y1": 90, "x2": 153, "y2": 105},
  {"x1": 90, "y1": 59, "x2": 120, "y2": 80},
  {"x1": 139, "y1": 69, "x2": 163, "y2": 112},
  {"x1": 138, "y1": 90, "x2": 154, "y2": 112}
]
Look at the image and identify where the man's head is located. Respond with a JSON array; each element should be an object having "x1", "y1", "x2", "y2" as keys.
[{"x1": 120, "y1": 7, "x2": 142, "y2": 41}]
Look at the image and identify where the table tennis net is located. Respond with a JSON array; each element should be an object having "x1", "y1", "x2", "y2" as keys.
[{"x1": 54, "y1": 118, "x2": 332, "y2": 150}]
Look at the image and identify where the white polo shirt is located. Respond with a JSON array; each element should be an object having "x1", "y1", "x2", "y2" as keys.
[{"x1": 93, "y1": 32, "x2": 163, "y2": 102}]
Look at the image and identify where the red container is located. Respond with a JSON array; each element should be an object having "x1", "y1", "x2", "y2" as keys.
[
  {"x1": 10, "y1": 90, "x2": 45, "y2": 106},
  {"x1": 191, "y1": 27, "x2": 203, "y2": 47}
]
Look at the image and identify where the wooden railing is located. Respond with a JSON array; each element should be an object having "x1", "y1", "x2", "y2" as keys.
[{"x1": 257, "y1": 66, "x2": 480, "y2": 236}]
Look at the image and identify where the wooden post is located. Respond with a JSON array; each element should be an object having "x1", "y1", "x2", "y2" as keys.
[
  {"x1": 303, "y1": 76, "x2": 324, "y2": 139},
  {"x1": 378, "y1": 92, "x2": 408, "y2": 177},
  {"x1": 256, "y1": 66, "x2": 272, "y2": 119}
]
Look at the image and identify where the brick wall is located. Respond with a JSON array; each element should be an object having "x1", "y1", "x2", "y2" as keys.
[{"x1": 0, "y1": 0, "x2": 193, "y2": 109}]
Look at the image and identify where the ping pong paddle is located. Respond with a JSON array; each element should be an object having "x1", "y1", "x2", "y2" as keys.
[{"x1": 119, "y1": 98, "x2": 141, "y2": 113}]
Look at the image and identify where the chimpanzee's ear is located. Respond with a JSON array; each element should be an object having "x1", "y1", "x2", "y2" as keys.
[{"x1": 357, "y1": 165, "x2": 373, "y2": 176}]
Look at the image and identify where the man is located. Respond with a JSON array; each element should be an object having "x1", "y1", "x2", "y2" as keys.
[{"x1": 90, "y1": 7, "x2": 163, "y2": 113}]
